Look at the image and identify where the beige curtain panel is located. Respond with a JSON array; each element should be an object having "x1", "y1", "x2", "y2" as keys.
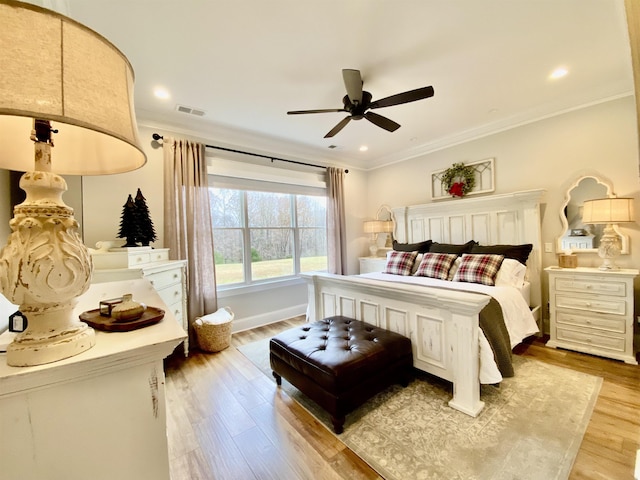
[
  {"x1": 163, "y1": 137, "x2": 218, "y2": 339},
  {"x1": 326, "y1": 166, "x2": 347, "y2": 275}
]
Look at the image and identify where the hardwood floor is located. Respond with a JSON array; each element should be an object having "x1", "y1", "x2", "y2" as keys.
[{"x1": 165, "y1": 318, "x2": 640, "y2": 479}]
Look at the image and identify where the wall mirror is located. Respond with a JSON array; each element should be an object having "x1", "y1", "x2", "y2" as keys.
[
  {"x1": 556, "y1": 175, "x2": 629, "y2": 254},
  {"x1": 376, "y1": 205, "x2": 394, "y2": 249}
]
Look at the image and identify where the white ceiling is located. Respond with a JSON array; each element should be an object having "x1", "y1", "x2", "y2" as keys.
[{"x1": 32, "y1": 0, "x2": 634, "y2": 171}]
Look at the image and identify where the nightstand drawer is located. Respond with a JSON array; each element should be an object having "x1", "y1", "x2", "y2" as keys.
[
  {"x1": 556, "y1": 327, "x2": 626, "y2": 353},
  {"x1": 554, "y1": 278, "x2": 626, "y2": 297},
  {"x1": 555, "y1": 294, "x2": 626, "y2": 316},
  {"x1": 146, "y1": 268, "x2": 182, "y2": 290},
  {"x1": 556, "y1": 311, "x2": 625, "y2": 334}
]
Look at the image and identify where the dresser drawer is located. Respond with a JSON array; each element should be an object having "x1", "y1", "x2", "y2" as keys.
[
  {"x1": 165, "y1": 300, "x2": 183, "y2": 323},
  {"x1": 146, "y1": 268, "x2": 182, "y2": 290},
  {"x1": 156, "y1": 283, "x2": 183, "y2": 307},
  {"x1": 555, "y1": 294, "x2": 627, "y2": 316},
  {"x1": 554, "y1": 277, "x2": 626, "y2": 297},
  {"x1": 556, "y1": 326, "x2": 626, "y2": 353},
  {"x1": 149, "y1": 250, "x2": 170, "y2": 263},
  {"x1": 556, "y1": 311, "x2": 626, "y2": 334}
]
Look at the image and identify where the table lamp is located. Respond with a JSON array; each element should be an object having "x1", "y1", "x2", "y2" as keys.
[
  {"x1": 363, "y1": 220, "x2": 386, "y2": 256},
  {"x1": 380, "y1": 220, "x2": 394, "y2": 248},
  {"x1": 581, "y1": 197, "x2": 634, "y2": 270},
  {"x1": 0, "y1": 1, "x2": 146, "y2": 366}
]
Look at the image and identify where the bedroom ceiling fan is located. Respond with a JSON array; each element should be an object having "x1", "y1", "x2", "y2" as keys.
[{"x1": 287, "y1": 69, "x2": 434, "y2": 138}]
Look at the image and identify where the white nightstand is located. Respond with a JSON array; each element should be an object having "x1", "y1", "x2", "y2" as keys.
[
  {"x1": 359, "y1": 256, "x2": 387, "y2": 274},
  {"x1": 545, "y1": 266, "x2": 638, "y2": 364}
]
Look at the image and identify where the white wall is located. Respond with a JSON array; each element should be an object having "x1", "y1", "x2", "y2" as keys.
[
  {"x1": 365, "y1": 95, "x2": 640, "y2": 322},
  {"x1": 82, "y1": 126, "x2": 166, "y2": 249}
]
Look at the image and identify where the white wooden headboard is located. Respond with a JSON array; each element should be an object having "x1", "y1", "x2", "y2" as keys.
[{"x1": 391, "y1": 189, "x2": 546, "y2": 309}]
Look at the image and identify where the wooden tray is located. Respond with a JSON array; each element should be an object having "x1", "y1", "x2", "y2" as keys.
[{"x1": 79, "y1": 306, "x2": 165, "y2": 332}]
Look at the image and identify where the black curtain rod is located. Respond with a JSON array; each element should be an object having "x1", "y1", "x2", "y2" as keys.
[{"x1": 151, "y1": 133, "x2": 348, "y2": 173}]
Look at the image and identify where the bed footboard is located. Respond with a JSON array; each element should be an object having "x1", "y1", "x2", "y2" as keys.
[{"x1": 302, "y1": 272, "x2": 491, "y2": 417}]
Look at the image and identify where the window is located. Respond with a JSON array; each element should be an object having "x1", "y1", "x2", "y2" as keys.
[{"x1": 209, "y1": 181, "x2": 327, "y2": 288}]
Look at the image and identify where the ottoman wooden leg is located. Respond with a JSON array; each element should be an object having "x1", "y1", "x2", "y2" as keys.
[
  {"x1": 331, "y1": 415, "x2": 345, "y2": 434},
  {"x1": 272, "y1": 371, "x2": 282, "y2": 385}
]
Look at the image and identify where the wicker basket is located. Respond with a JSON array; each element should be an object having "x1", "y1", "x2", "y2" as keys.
[{"x1": 194, "y1": 307, "x2": 234, "y2": 352}]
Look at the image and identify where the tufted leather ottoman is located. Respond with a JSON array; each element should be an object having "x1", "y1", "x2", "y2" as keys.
[{"x1": 269, "y1": 315, "x2": 413, "y2": 433}]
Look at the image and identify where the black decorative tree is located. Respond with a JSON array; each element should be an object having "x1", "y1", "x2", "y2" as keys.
[
  {"x1": 117, "y1": 194, "x2": 140, "y2": 247},
  {"x1": 134, "y1": 188, "x2": 157, "y2": 246}
]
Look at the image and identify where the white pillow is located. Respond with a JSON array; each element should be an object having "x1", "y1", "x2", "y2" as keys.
[{"x1": 494, "y1": 258, "x2": 527, "y2": 288}]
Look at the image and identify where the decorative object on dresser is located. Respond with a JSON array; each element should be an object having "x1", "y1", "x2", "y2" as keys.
[
  {"x1": 0, "y1": 2, "x2": 146, "y2": 366},
  {"x1": 90, "y1": 244, "x2": 189, "y2": 356},
  {"x1": 558, "y1": 252, "x2": 578, "y2": 268},
  {"x1": 546, "y1": 266, "x2": 638, "y2": 364},
  {"x1": 581, "y1": 197, "x2": 634, "y2": 270},
  {"x1": 431, "y1": 158, "x2": 495, "y2": 200},
  {"x1": 117, "y1": 189, "x2": 158, "y2": 247}
]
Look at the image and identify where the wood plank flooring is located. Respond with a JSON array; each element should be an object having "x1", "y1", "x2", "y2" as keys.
[{"x1": 165, "y1": 318, "x2": 640, "y2": 479}]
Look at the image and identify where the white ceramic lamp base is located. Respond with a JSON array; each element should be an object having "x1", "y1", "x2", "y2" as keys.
[
  {"x1": 597, "y1": 225, "x2": 622, "y2": 270},
  {"x1": 0, "y1": 145, "x2": 95, "y2": 366}
]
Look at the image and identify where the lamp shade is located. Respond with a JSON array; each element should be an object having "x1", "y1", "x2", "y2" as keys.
[
  {"x1": 363, "y1": 220, "x2": 386, "y2": 234},
  {"x1": 582, "y1": 197, "x2": 634, "y2": 224},
  {"x1": 380, "y1": 220, "x2": 394, "y2": 233},
  {"x1": 0, "y1": 0, "x2": 146, "y2": 175}
]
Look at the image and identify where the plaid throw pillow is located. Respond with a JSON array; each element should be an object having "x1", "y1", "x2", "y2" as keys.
[
  {"x1": 452, "y1": 253, "x2": 505, "y2": 286},
  {"x1": 414, "y1": 253, "x2": 459, "y2": 280},
  {"x1": 384, "y1": 251, "x2": 418, "y2": 276}
]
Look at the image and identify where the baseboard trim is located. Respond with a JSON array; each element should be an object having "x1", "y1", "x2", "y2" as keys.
[{"x1": 231, "y1": 304, "x2": 307, "y2": 333}]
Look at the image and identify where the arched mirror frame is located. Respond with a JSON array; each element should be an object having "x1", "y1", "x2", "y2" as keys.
[
  {"x1": 556, "y1": 174, "x2": 630, "y2": 254},
  {"x1": 376, "y1": 205, "x2": 395, "y2": 249}
]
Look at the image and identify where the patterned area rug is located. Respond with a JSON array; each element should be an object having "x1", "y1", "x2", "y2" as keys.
[{"x1": 238, "y1": 339, "x2": 602, "y2": 480}]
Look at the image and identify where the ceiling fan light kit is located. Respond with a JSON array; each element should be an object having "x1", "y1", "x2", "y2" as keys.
[{"x1": 287, "y1": 69, "x2": 434, "y2": 138}]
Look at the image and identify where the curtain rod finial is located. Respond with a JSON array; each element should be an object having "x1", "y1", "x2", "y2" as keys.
[{"x1": 152, "y1": 133, "x2": 163, "y2": 141}]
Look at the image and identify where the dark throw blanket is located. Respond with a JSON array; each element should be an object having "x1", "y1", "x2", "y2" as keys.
[{"x1": 479, "y1": 297, "x2": 513, "y2": 378}]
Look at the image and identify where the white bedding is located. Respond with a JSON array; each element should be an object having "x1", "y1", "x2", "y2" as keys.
[{"x1": 358, "y1": 272, "x2": 539, "y2": 384}]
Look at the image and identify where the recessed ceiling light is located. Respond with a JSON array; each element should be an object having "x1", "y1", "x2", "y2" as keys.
[
  {"x1": 549, "y1": 67, "x2": 569, "y2": 79},
  {"x1": 154, "y1": 87, "x2": 170, "y2": 99},
  {"x1": 359, "y1": 145, "x2": 368, "y2": 152}
]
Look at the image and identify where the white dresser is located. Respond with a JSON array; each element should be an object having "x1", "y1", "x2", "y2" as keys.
[
  {"x1": 0, "y1": 279, "x2": 186, "y2": 480},
  {"x1": 359, "y1": 256, "x2": 387, "y2": 274},
  {"x1": 91, "y1": 247, "x2": 189, "y2": 356},
  {"x1": 546, "y1": 266, "x2": 638, "y2": 364}
]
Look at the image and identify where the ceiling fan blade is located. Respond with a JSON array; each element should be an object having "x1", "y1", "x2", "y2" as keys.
[
  {"x1": 342, "y1": 69, "x2": 363, "y2": 104},
  {"x1": 287, "y1": 108, "x2": 347, "y2": 115},
  {"x1": 324, "y1": 116, "x2": 352, "y2": 138},
  {"x1": 364, "y1": 111, "x2": 401, "y2": 132},
  {"x1": 369, "y1": 86, "x2": 434, "y2": 109}
]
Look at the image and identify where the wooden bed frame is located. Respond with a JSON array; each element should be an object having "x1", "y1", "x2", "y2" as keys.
[{"x1": 303, "y1": 189, "x2": 545, "y2": 417}]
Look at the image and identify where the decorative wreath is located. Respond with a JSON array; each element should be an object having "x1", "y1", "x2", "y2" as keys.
[{"x1": 441, "y1": 162, "x2": 476, "y2": 197}]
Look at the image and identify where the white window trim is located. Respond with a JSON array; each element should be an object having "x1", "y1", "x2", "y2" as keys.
[{"x1": 208, "y1": 156, "x2": 327, "y2": 293}]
